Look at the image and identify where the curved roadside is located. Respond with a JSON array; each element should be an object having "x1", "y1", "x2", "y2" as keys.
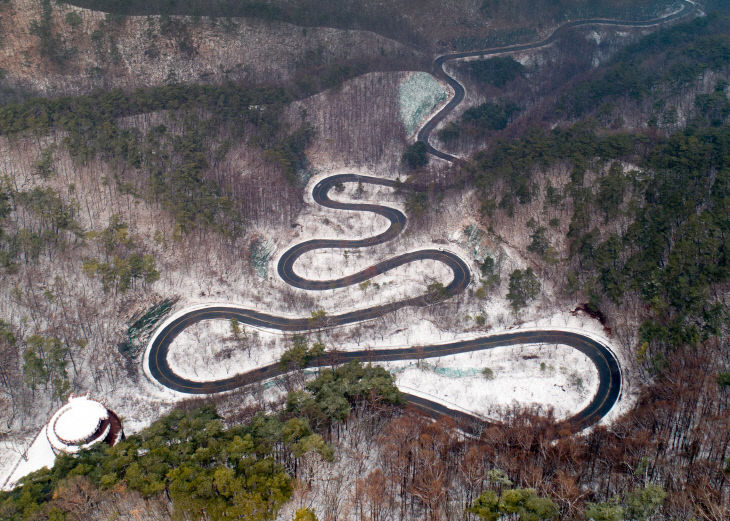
[
  {"x1": 278, "y1": 173, "x2": 469, "y2": 293},
  {"x1": 148, "y1": 323, "x2": 619, "y2": 431},
  {"x1": 143, "y1": 2, "x2": 699, "y2": 430},
  {"x1": 417, "y1": 0, "x2": 698, "y2": 161}
]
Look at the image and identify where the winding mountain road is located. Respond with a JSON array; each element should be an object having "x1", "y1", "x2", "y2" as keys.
[
  {"x1": 145, "y1": 0, "x2": 697, "y2": 431},
  {"x1": 419, "y1": 0, "x2": 698, "y2": 162}
]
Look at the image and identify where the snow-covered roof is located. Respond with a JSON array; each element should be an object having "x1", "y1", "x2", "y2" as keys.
[
  {"x1": 2, "y1": 394, "x2": 120, "y2": 490},
  {"x1": 48, "y1": 395, "x2": 109, "y2": 450}
]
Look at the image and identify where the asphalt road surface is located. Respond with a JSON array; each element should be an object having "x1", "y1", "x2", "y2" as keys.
[
  {"x1": 418, "y1": 0, "x2": 698, "y2": 162},
  {"x1": 146, "y1": 1, "x2": 697, "y2": 431}
]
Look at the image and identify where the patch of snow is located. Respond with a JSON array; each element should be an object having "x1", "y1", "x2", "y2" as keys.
[
  {"x1": 294, "y1": 251, "x2": 451, "y2": 286},
  {"x1": 51, "y1": 396, "x2": 108, "y2": 445},
  {"x1": 383, "y1": 343, "x2": 599, "y2": 421},
  {"x1": 588, "y1": 30, "x2": 602, "y2": 44},
  {"x1": 166, "y1": 319, "x2": 284, "y2": 383},
  {"x1": 2, "y1": 430, "x2": 55, "y2": 491},
  {"x1": 398, "y1": 72, "x2": 448, "y2": 136},
  {"x1": 161, "y1": 307, "x2": 612, "y2": 428}
]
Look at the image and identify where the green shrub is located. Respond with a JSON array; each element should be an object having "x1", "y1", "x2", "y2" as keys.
[
  {"x1": 65, "y1": 11, "x2": 82, "y2": 28},
  {"x1": 468, "y1": 57, "x2": 525, "y2": 87},
  {"x1": 507, "y1": 268, "x2": 540, "y2": 311},
  {"x1": 401, "y1": 141, "x2": 429, "y2": 170}
]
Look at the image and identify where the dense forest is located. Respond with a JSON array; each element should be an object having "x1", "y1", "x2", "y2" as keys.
[
  {"x1": 60, "y1": 0, "x2": 678, "y2": 49},
  {"x1": 1, "y1": 359, "x2": 707, "y2": 521},
  {"x1": 462, "y1": 10, "x2": 730, "y2": 367},
  {"x1": 0, "y1": 0, "x2": 728, "y2": 520},
  {"x1": 0, "y1": 363, "x2": 401, "y2": 520}
]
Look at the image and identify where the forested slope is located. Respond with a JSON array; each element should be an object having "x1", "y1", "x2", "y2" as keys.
[
  {"x1": 62, "y1": 0, "x2": 677, "y2": 49},
  {"x1": 459, "y1": 9, "x2": 730, "y2": 365},
  {"x1": 0, "y1": 1, "x2": 728, "y2": 520},
  {"x1": 0, "y1": 0, "x2": 423, "y2": 102}
]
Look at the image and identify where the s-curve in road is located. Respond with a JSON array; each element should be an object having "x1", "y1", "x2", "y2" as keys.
[
  {"x1": 145, "y1": 170, "x2": 620, "y2": 432},
  {"x1": 148, "y1": 319, "x2": 621, "y2": 432},
  {"x1": 417, "y1": 0, "x2": 699, "y2": 162},
  {"x1": 145, "y1": 2, "x2": 698, "y2": 431}
]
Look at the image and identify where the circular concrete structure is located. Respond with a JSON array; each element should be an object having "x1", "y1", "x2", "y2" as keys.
[{"x1": 46, "y1": 395, "x2": 124, "y2": 454}]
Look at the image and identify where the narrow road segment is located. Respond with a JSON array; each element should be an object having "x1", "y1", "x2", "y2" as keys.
[{"x1": 146, "y1": 1, "x2": 698, "y2": 431}]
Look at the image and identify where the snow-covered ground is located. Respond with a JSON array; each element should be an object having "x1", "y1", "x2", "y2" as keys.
[
  {"x1": 399, "y1": 72, "x2": 448, "y2": 136},
  {"x1": 167, "y1": 319, "x2": 284, "y2": 383},
  {"x1": 384, "y1": 343, "x2": 598, "y2": 421},
  {"x1": 295, "y1": 253, "x2": 451, "y2": 288},
  {"x1": 244, "y1": 168, "x2": 477, "y2": 314},
  {"x1": 146, "y1": 160, "x2": 627, "y2": 430},
  {"x1": 160, "y1": 310, "x2": 612, "y2": 422},
  {"x1": 290, "y1": 177, "x2": 455, "y2": 284},
  {"x1": 0, "y1": 71, "x2": 634, "y2": 490},
  {"x1": 326, "y1": 177, "x2": 407, "y2": 210},
  {"x1": 2, "y1": 431, "x2": 55, "y2": 490}
]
